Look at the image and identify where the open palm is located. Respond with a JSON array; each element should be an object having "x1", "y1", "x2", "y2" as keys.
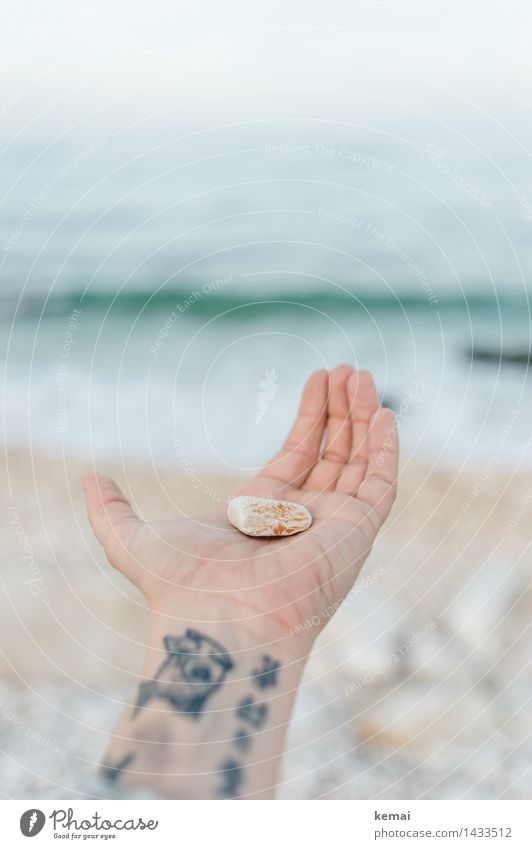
[{"x1": 82, "y1": 366, "x2": 398, "y2": 647}]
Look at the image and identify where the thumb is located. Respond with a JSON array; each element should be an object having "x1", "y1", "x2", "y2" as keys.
[{"x1": 81, "y1": 473, "x2": 143, "y2": 574}]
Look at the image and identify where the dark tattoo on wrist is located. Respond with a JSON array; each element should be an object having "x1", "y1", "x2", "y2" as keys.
[
  {"x1": 252, "y1": 656, "x2": 280, "y2": 689},
  {"x1": 237, "y1": 696, "x2": 268, "y2": 728},
  {"x1": 233, "y1": 728, "x2": 252, "y2": 751},
  {"x1": 101, "y1": 752, "x2": 136, "y2": 783},
  {"x1": 218, "y1": 758, "x2": 243, "y2": 799},
  {"x1": 133, "y1": 630, "x2": 233, "y2": 718},
  {"x1": 222, "y1": 657, "x2": 279, "y2": 796}
]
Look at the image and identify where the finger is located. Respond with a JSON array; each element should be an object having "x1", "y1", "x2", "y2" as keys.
[
  {"x1": 355, "y1": 408, "x2": 399, "y2": 525},
  {"x1": 258, "y1": 369, "x2": 329, "y2": 487},
  {"x1": 335, "y1": 370, "x2": 380, "y2": 494},
  {"x1": 82, "y1": 473, "x2": 142, "y2": 563},
  {"x1": 303, "y1": 364, "x2": 354, "y2": 491}
]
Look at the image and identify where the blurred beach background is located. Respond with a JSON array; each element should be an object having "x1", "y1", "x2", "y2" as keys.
[{"x1": 2, "y1": 0, "x2": 532, "y2": 799}]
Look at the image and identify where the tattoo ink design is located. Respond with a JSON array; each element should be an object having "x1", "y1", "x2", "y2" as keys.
[
  {"x1": 223, "y1": 662, "x2": 278, "y2": 789},
  {"x1": 233, "y1": 728, "x2": 252, "y2": 752},
  {"x1": 252, "y1": 656, "x2": 280, "y2": 689},
  {"x1": 101, "y1": 752, "x2": 136, "y2": 783},
  {"x1": 218, "y1": 758, "x2": 243, "y2": 798},
  {"x1": 133, "y1": 630, "x2": 233, "y2": 718},
  {"x1": 237, "y1": 696, "x2": 268, "y2": 728}
]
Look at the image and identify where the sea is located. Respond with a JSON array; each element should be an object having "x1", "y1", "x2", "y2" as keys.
[{"x1": 1, "y1": 116, "x2": 532, "y2": 473}]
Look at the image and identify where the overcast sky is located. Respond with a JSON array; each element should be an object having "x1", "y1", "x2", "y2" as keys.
[
  {"x1": 2, "y1": 0, "x2": 531, "y2": 302},
  {"x1": 3, "y1": 0, "x2": 531, "y2": 119}
]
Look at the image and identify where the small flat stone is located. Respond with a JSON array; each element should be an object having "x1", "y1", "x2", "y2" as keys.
[{"x1": 227, "y1": 496, "x2": 312, "y2": 537}]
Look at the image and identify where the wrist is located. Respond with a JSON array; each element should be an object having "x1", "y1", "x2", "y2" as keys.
[
  {"x1": 147, "y1": 590, "x2": 316, "y2": 665},
  {"x1": 103, "y1": 612, "x2": 309, "y2": 799}
]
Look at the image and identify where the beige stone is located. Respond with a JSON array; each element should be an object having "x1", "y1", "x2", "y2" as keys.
[{"x1": 227, "y1": 496, "x2": 312, "y2": 537}]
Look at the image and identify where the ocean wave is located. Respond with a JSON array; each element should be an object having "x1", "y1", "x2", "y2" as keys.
[{"x1": 2, "y1": 285, "x2": 529, "y2": 322}]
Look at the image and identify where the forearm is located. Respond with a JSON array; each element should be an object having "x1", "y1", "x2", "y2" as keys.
[{"x1": 101, "y1": 613, "x2": 309, "y2": 799}]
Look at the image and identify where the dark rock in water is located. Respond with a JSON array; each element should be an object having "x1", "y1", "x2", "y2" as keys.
[{"x1": 467, "y1": 347, "x2": 532, "y2": 366}]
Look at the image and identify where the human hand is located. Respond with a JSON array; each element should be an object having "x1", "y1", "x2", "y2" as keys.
[{"x1": 82, "y1": 365, "x2": 398, "y2": 655}]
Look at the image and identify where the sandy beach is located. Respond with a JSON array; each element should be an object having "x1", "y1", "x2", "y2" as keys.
[{"x1": 2, "y1": 446, "x2": 532, "y2": 799}]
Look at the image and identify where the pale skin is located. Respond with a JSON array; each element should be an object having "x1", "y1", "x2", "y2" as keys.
[{"x1": 82, "y1": 365, "x2": 398, "y2": 799}]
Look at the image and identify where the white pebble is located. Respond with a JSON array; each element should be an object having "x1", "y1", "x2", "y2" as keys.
[{"x1": 227, "y1": 496, "x2": 312, "y2": 537}]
